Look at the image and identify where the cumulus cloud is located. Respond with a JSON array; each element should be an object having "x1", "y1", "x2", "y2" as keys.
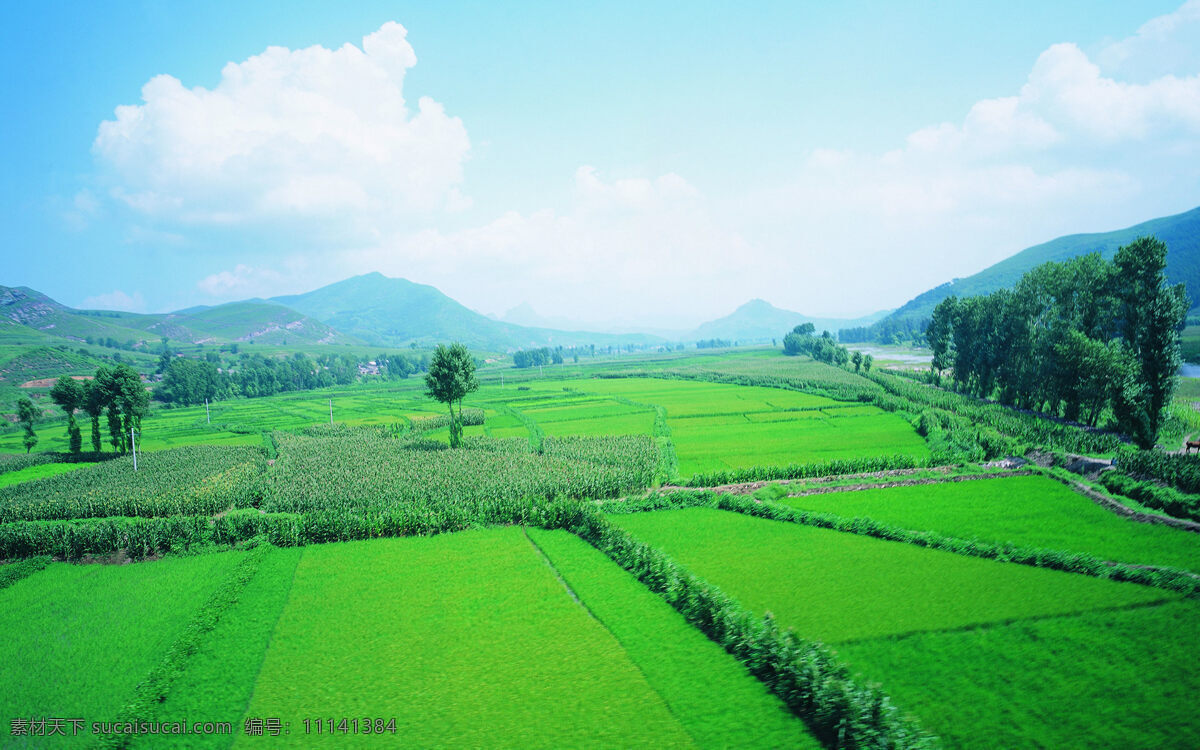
[
  {"x1": 80, "y1": 290, "x2": 146, "y2": 312},
  {"x1": 94, "y1": 22, "x2": 469, "y2": 229},
  {"x1": 196, "y1": 264, "x2": 286, "y2": 299}
]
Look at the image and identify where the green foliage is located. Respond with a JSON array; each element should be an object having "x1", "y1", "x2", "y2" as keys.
[
  {"x1": 528, "y1": 528, "x2": 819, "y2": 749},
  {"x1": 266, "y1": 431, "x2": 655, "y2": 516},
  {"x1": 1100, "y1": 470, "x2": 1200, "y2": 523},
  {"x1": 684, "y1": 454, "x2": 924, "y2": 488},
  {"x1": 49, "y1": 375, "x2": 84, "y2": 453},
  {"x1": 0, "y1": 445, "x2": 267, "y2": 523},
  {"x1": 926, "y1": 238, "x2": 1189, "y2": 446},
  {"x1": 16, "y1": 395, "x2": 38, "y2": 453},
  {"x1": 424, "y1": 342, "x2": 479, "y2": 447},
  {"x1": 409, "y1": 407, "x2": 485, "y2": 431},
  {"x1": 1117, "y1": 449, "x2": 1200, "y2": 494}
]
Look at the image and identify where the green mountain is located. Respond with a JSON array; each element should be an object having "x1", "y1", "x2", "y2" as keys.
[
  {"x1": 690, "y1": 299, "x2": 890, "y2": 343},
  {"x1": 271, "y1": 273, "x2": 666, "y2": 351},
  {"x1": 883, "y1": 205, "x2": 1200, "y2": 327},
  {"x1": 0, "y1": 286, "x2": 358, "y2": 347}
]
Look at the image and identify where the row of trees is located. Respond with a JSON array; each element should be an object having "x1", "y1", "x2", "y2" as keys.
[
  {"x1": 159, "y1": 351, "x2": 428, "y2": 406},
  {"x1": 782, "y1": 324, "x2": 875, "y2": 372},
  {"x1": 926, "y1": 237, "x2": 1189, "y2": 447},
  {"x1": 14, "y1": 364, "x2": 150, "y2": 454}
]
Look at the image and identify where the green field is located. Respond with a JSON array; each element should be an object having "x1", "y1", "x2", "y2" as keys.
[
  {"x1": 0, "y1": 552, "x2": 243, "y2": 747},
  {"x1": 238, "y1": 530, "x2": 729, "y2": 747},
  {"x1": 527, "y1": 528, "x2": 817, "y2": 749},
  {"x1": 610, "y1": 506, "x2": 1194, "y2": 747},
  {"x1": 837, "y1": 600, "x2": 1200, "y2": 749},
  {"x1": 609, "y1": 507, "x2": 1172, "y2": 643},
  {"x1": 0, "y1": 461, "x2": 91, "y2": 489},
  {"x1": 781, "y1": 474, "x2": 1200, "y2": 572}
]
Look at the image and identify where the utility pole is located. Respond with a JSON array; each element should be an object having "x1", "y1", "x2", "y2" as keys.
[
  {"x1": 501, "y1": 372, "x2": 504, "y2": 388},
  {"x1": 329, "y1": 398, "x2": 333, "y2": 425},
  {"x1": 131, "y1": 428, "x2": 138, "y2": 472},
  {"x1": 205, "y1": 398, "x2": 210, "y2": 424}
]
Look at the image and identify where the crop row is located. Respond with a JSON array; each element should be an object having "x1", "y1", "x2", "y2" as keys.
[
  {"x1": 265, "y1": 431, "x2": 657, "y2": 514},
  {"x1": 1100, "y1": 471, "x2": 1200, "y2": 522},
  {"x1": 410, "y1": 408, "x2": 486, "y2": 431},
  {"x1": 0, "y1": 446, "x2": 267, "y2": 523},
  {"x1": 1116, "y1": 450, "x2": 1200, "y2": 494}
]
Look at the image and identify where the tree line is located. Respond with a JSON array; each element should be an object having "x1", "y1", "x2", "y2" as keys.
[
  {"x1": 15, "y1": 364, "x2": 149, "y2": 454},
  {"x1": 158, "y1": 351, "x2": 428, "y2": 406},
  {"x1": 926, "y1": 236, "x2": 1188, "y2": 448}
]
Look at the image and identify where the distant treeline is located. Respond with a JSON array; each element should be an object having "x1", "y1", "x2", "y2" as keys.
[
  {"x1": 927, "y1": 237, "x2": 1189, "y2": 448},
  {"x1": 695, "y1": 339, "x2": 732, "y2": 349},
  {"x1": 838, "y1": 317, "x2": 928, "y2": 345},
  {"x1": 512, "y1": 346, "x2": 593, "y2": 368},
  {"x1": 158, "y1": 351, "x2": 428, "y2": 406}
]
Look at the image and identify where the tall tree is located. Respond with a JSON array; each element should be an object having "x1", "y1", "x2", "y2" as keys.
[
  {"x1": 49, "y1": 376, "x2": 84, "y2": 453},
  {"x1": 16, "y1": 396, "x2": 39, "y2": 454},
  {"x1": 82, "y1": 379, "x2": 106, "y2": 452},
  {"x1": 424, "y1": 343, "x2": 479, "y2": 448},
  {"x1": 1113, "y1": 237, "x2": 1190, "y2": 447}
]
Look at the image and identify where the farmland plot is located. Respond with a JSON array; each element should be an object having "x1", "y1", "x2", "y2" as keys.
[
  {"x1": 611, "y1": 507, "x2": 1197, "y2": 748},
  {"x1": 782, "y1": 474, "x2": 1200, "y2": 573},
  {"x1": 0, "y1": 552, "x2": 243, "y2": 747},
  {"x1": 236, "y1": 530, "x2": 698, "y2": 748}
]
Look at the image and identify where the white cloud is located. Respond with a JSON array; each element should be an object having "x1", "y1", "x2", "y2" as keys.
[
  {"x1": 94, "y1": 22, "x2": 469, "y2": 229},
  {"x1": 1098, "y1": 0, "x2": 1200, "y2": 80},
  {"x1": 80, "y1": 290, "x2": 146, "y2": 312},
  {"x1": 197, "y1": 264, "x2": 285, "y2": 299}
]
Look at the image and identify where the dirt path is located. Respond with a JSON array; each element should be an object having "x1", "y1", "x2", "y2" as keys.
[{"x1": 661, "y1": 465, "x2": 1014, "y2": 496}]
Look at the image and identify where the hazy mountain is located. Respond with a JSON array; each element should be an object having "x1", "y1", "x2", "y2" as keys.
[
  {"x1": 690, "y1": 299, "x2": 891, "y2": 342},
  {"x1": 0, "y1": 285, "x2": 357, "y2": 347},
  {"x1": 881, "y1": 205, "x2": 1200, "y2": 327},
  {"x1": 272, "y1": 273, "x2": 665, "y2": 350}
]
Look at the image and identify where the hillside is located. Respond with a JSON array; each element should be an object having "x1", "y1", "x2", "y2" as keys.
[
  {"x1": 0, "y1": 286, "x2": 359, "y2": 348},
  {"x1": 272, "y1": 273, "x2": 665, "y2": 350},
  {"x1": 877, "y1": 206, "x2": 1200, "y2": 331},
  {"x1": 690, "y1": 299, "x2": 889, "y2": 343}
]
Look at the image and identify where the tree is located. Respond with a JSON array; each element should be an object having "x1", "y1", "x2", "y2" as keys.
[
  {"x1": 851, "y1": 351, "x2": 864, "y2": 372},
  {"x1": 16, "y1": 396, "x2": 39, "y2": 453},
  {"x1": 862, "y1": 354, "x2": 873, "y2": 372},
  {"x1": 424, "y1": 343, "x2": 479, "y2": 448},
  {"x1": 82, "y1": 379, "x2": 106, "y2": 452},
  {"x1": 49, "y1": 376, "x2": 84, "y2": 453},
  {"x1": 94, "y1": 364, "x2": 149, "y2": 453}
]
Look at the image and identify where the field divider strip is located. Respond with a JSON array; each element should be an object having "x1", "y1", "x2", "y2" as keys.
[
  {"x1": 95, "y1": 542, "x2": 273, "y2": 750},
  {"x1": 521, "y1": 526, "x2": 595, "y2": 619},
  {"x1": 785, "y1": 470, "x2": 1034, "y2": 496}
]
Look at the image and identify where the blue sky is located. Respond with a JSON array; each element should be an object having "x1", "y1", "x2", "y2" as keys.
[{"x1": 3, "y1": 1, "x2": 1198, "y2": 326}]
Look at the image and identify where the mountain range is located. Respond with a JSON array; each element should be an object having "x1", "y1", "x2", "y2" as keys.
[{"x1": 1, "y1": 274, "x2": 872, "y2": 354}]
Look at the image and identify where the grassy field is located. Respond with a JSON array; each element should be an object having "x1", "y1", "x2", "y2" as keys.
[
  {"x1": 837, "y1": 600, "x2": 1200, "y2": 749},
  {"x1": 0, "y1": 552, "x2": 243, "y2": 747},
  {"x1": 609, "y1": 507, "x2": 1173, "y2": 643},
  {"x1": 527, "y1": 528, "x2": 817, "y2": 749},
  {"x1": 237, "y1": 530, "x2": 697, "y2": 748},
  {"x1": 133, "y1": 547, "x2": 304, "y2": 750},
  {"x1": 0, "y1": 461, "x2": 91, "y2": 489},
  {"x1": 610, "y1": 506, "x2": 1198, "y2": 747},
  {"x1": 781, "y1": 474, "x2": 1200, "y2": 572}
]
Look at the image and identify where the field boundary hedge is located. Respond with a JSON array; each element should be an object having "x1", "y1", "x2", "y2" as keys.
[
  {"x1": 559, "y1": 510, "x2": 937, "y2": 749},
  {"x1": 600, "y1": 491, "x2": 1200, "y2": 596},
  {"x1": 684, "y1": 455, "x2": 927, "y2": 488}
]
